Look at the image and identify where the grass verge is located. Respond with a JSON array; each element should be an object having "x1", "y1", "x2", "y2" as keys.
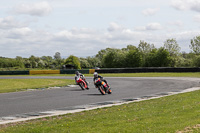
[
  {"x1": 0, "y1": 90, "x2": 199, "y2": 133},
  {"x1": 0, "y1": 79, "x2": 74, "y2": 93}
]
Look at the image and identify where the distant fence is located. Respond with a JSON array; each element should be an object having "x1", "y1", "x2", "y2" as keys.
[
  {"x1": 95, "y1": 67, "x2": 200, "y2": 73},
  {"x1": 0, "y1": 71, "x2": 29, "y2": 75},
  {"x1": 29, "y1": 70, "x2": 60, "y2": 75},
  {"x1": 60, "y1": 69, "x2": 90, "y2": 74},
  {"x1": 0, "y1": 69, "x2": 95, "y2": 75},
  {"x1": 0, "y1": 68, "x2": 200, "y2": 75}
]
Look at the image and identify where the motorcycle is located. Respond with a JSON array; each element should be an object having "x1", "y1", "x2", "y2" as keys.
[
  {"x1": 94, "y1": 78, "x2": 112, "y2": 95},
  {"x1": 76, "y1": 76, "x2": 89, "y2": 90}
]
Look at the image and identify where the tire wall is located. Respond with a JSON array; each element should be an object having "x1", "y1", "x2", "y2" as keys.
[{"x1": 95, "y1": 67, "x2": 200, "y2": 73}]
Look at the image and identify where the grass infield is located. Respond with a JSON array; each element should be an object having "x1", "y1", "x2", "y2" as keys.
[{"x1": 0, "y1": 79, "x2": 74, "y2": 93}]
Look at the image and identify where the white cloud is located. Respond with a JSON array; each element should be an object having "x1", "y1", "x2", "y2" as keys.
[
  {"x1": 50, "y1": 0, "x2": 167, "y2": 8},
  {"x1": 135, "y1": 23, "x2": 163, "y2": 31},
  {"x1": 142, "y1": 8, "x2": 160, "y2": 16},
  {"x1": 0, "y1": 16, "x2": 26, "y2": 29},
  {"x1": 171, "y1": 0, "x2": 189, "y2": 10},
  {"x1": 146, "y1": 23, "x2": 162, "y2": 30},
  {"x1": 1, "y1": 0, "x2": 199, "y2": 58},
  {"x1": 0, "y1": 17, "x2": 197, "y2": 58},
  {"x1": 134, "y1": 26, "x2": 146, "y2": 31},
  {"x1": 168, "y1": 20, "x2": 184, "y2": 27},
  {"x1": 6, "y1": 27, "x2": 32, "y2": 39},
  {"x1": 171, "y1": 0, "x2": 200, "y2": 12},
  {"x1": 194, "y1": 14, "x2": 200, "y2": 22},
  {"x1": 107, "y1": 22, "x2": 124, "y2": 32},
  {"x1": 13, "y1": 1, "x2": 52, "y2": 16},
  {"x1": 190, "y1": 0, "x2": 200, "y2": 12}
]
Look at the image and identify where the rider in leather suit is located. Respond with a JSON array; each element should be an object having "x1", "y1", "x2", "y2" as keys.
[
  {"x1": 75, "y1": 71, "x2": 86, "y2": 85},
  {"x1": 93, "y1": 72, "x2": 110, "y2": 89}
]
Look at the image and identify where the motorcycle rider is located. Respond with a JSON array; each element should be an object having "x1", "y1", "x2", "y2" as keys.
[
  {"x1": 93, "y1": 72, "x2": 110, "y2": 90},
  {"x1": 75, "y1": 71, "x2": 87, "y2": 85}
]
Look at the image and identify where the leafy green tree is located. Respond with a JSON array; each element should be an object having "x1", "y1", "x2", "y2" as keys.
[
  {"x1": 145, "y1": 47, "x2": 172, "y2": 67},
  {"x1": 164, "y1": 38, "x2": 181, "y2": 56},
  {"x1": 190, "y1": 36, "x2": 200, "y2": 54},
  {"x1": 87, "y1": 57, "x2": 101, "y2": 68},
  {"x1": 144, "y1": 48, "x2": 157, "y2": 67},
  {"x1": 95, "y1": 48, "x2": 113, "y2": 60},
  {"x1": 102, "y1": 50, "x2": 117, "y2": 68},
  {"x1": 122, "y1": 45, "x2": 137, "y2": 51},
  {"x1": 176, "y1": 56, "x2": 193, "y2": 67},
  {"x1": 125, "y1": 49, "x2": 142, "y2": 67},
  {"x1": 79, "y1": 57, "x2": 91, "y2": 68},
  {"x1": 156, "y1": 47, "x2": 173, "y2": 67},
  {"x1": 0, "y1": 57, "x2": 25, "y2": 69},
  {"x1": 53, "y1": 52, "x2": 64, "y2": 69},
  {"x1": 95, "y1": 48, "x2": 115, "y2": 67},
  {"x1": 138, "y1": 41, "x2": 155, "y2": 54},
  {"x1": 102, "y1": 49, "x2": 126, "y2": 68},
  {"x1": 24, "y1": 59, "x2": 31, "y2": 68},
  {"x1": 38, "y1": 60, "x2": 46, "y2": 68},
  {"x1": 15, "y1": 56, "x2": 25, "y2": 68},
  {"x1": 175, "y1": 52, "x2": 193, "y2": 67},
  {"x1": 54, "y1": 52, "x2": 61, "y2": 60},
  {"x1": 65, "y1": 55, "x2": 81, "y2": 69},
  {"x1": 0, "y1": 58, "x2": 9, "y2": 68},
  {"x1": 114, "y1": 50, "x2": 127, "y2": 68},
  {"x1": 29, "y1": 55, "x2": 40, "y2": 68},
  {"x1": 192, "y1": 55, "x2": 200, "y2": 67},
  {"x1": 164, "y1": 38, "x2": 181, "y2": 67},
  {"x1": 41, "y1": 56, "x2": 53, "y2": 68},
  {"x1": 138, "y1": 40, "x2": 155, "y2": 66}
]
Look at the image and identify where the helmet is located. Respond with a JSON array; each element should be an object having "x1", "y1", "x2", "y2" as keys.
[
  {"x1": 75, "y1": 71, "x2": 79, "y2": 76},
  {"x1": 93, "y1": 72, "x2": 98, "y2": 78}
]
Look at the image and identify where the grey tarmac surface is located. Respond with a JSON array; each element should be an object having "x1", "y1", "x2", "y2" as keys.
[{"x1": 0, "y1": 76, "x2": 200, "y2": 123}]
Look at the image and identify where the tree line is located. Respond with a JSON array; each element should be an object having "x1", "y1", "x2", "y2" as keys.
[{"x1": 1, "y1": 36, "x2": 200, "y2": 70}]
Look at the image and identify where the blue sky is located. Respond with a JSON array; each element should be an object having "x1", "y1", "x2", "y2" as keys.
[{"x1": 0, "y1": 0, "x2": 200, "y2": 58}]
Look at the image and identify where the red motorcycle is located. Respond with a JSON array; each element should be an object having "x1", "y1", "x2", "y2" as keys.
[
  {"x1": 76, "y1": 76, "x2": 89, "y2": 90},
  {"x1": 94, "y1": 78, "x2": 112, "y2": 95}
]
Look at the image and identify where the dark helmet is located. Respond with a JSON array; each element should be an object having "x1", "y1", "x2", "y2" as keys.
[
  {"x1": 75, "y1": 71, "x2": 79, "y2": 76},
  {"x1": 93, "y1": 72, "x2": 98, "y2": 78}
]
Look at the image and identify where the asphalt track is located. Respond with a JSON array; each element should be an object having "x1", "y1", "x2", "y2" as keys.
[{"x1": 0, "y1": 76, "x2": 200, "y2": 120}]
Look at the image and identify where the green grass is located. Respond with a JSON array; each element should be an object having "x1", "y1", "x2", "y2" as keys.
[
  {"x1": 0, "y1": 79, "x2": 74, "y2": 93},
  {"x1": 0, "y1": 90, "x2": 199, "y2": 133}
]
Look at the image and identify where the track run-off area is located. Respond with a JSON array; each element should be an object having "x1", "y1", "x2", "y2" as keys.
[{"x1": 0, "y1": 76, "x2": 200, "y2": 124}]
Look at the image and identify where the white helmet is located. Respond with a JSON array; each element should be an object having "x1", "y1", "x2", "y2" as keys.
[
  {"x1": 75, "y1": 71, "x2": 79, "y2": 76},
  {"x1": 93, "y1": 72, "x2": 98, "y2": 78}
]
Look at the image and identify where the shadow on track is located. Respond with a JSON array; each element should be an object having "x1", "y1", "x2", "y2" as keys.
[
  {"x1": 68, "y1": 89, "x2": 83, "y2": 91},
  {"x1": 84, "y1": 94, "x2": 103, "y2": 96}
]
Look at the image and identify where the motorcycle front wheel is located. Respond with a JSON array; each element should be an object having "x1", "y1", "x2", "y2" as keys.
[
  {"x1": 108, "y1": 88, "x2": 112, "y2": 94},
  {"x1": 98, "y1": 86, "x2": 106, "y2": 95},
  {"x1": 79, "y1": 82, "x2": 85, "y2": 90}
]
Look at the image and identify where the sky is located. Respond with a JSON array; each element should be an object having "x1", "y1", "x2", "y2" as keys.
[{"x1": 0, "y1": 0, "x2": 200, "y2": 58}]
